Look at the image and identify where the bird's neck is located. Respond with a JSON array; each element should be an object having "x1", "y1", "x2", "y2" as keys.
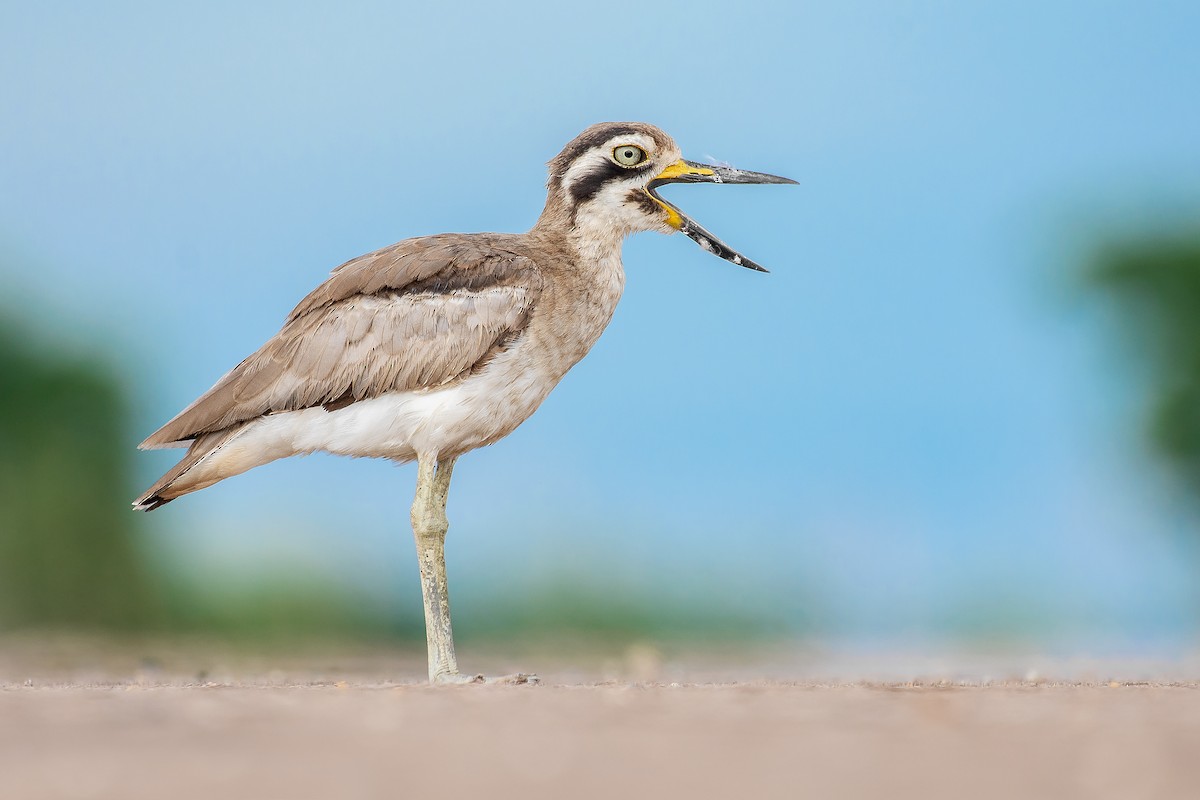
[
  {"x1": 532, "y1": 197, "x2": 632, "y2": 275},
  {"x1": 528, "y1": 205, "x2": 628, "y2": 373},
  {"x1": 569, "y1": 217, "x2": 633, "y2": 274}
]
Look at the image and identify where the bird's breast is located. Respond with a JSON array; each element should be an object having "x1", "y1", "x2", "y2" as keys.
[{"x1": 529, "y1": 249, "x2": 626, "y2": 380}]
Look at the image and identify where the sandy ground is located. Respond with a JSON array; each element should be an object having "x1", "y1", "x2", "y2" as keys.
[{"x1": 2, "y1": 639, "x2": 1198, "y2": 800}]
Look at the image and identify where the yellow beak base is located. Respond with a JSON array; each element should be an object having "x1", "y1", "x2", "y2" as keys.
[{"x1": 645, "y1": 160, "x2": 716, "y2": 229}]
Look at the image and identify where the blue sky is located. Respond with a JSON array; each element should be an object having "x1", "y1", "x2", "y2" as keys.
[{"x1": 3, "y1": 1, "x2": 1200, "y2": 642}]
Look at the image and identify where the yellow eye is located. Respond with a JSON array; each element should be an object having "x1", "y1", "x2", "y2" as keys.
[{"x1": 612, "y1": 145, "x2": 648, "y2": 167}]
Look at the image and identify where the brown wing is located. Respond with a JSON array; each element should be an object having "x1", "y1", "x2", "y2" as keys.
[{"x1": 140, "y1": 234, "x2": 543, "y2": 449}]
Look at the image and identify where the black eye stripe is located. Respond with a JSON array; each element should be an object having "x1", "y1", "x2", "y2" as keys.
[
  {"x1": 568, "y1": 159, "x2": 653, "y2": 209},
  {"x1": 569, "y1": 162, "x2": 627, "y2": 206}
]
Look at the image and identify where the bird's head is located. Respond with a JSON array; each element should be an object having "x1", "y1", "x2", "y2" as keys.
[{"x1": 540, "y1": 121, "x2": 796, "y2": 272}]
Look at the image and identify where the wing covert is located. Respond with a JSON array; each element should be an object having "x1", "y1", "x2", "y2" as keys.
[{"x1": 141, "y1": 237, "x2": 543, "y2": 448}]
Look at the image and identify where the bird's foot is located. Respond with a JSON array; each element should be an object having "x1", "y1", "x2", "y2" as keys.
[{"x1": 432, "y1": 671, "x2": 540, "y2": 686}]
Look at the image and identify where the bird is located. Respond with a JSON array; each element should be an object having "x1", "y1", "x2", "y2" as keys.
[{"x1": 134, "y1": 121, "x2": 795, "y2": 684}]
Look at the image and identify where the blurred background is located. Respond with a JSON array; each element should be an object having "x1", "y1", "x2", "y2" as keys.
[{"x1": 2, "y1": 1, "x2": 1199, "y2": 671}]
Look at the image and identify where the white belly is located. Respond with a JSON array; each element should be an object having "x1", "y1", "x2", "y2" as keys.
[
  {"x1": 192, "y1": 345, "x2": 557, "y2": 485},
  {"x1": 308, "y1": 349, "x2": 555, "y2": 460}
]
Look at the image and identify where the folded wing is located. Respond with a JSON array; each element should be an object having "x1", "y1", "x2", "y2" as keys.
[{"x1": 141, "y1": 234, "x2": 543, "y2": 448}]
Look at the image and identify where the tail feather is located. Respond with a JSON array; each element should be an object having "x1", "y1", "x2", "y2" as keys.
[
  {"x1": 132, "y1": 426, "x2": 245, "y2": 511},
  {"x1": 134, "y1": 494, "x2": 175, "y2": 512}
]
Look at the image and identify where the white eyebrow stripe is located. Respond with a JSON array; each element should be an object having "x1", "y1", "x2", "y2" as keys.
[{"x1": 560, "y1": 133, "x2": 658, "y2": 192}]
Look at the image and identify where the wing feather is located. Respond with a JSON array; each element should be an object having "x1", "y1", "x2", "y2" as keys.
[{"x1": 140, "y1": 235, "x2": 543, "y2": 449}]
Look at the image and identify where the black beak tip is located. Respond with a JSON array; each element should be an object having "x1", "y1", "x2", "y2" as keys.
[
  {"x1": 745, "y1": 172, "x2": 798, "y2": 186},
  {"x1": 735, "y1": 257, "x2": 770, "y2": 273}
]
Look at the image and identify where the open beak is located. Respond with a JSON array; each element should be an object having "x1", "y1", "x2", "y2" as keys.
[{"x1": 645, "y1": 159, "x2": 797, "y2": 272}]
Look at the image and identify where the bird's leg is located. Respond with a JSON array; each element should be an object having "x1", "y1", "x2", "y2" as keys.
[
  {"x1": 411, "y1": 455, "x2": 463, "y2": 683},
  {"x1": 409, "y1": 455, "x2": 539, "y2": 686}
]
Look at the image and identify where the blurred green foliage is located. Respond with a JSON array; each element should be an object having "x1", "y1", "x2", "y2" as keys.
[
  {"x1": 1090, "y1": 229, "x2": 1200, "y2": 500},
  {"x1": 457, "y1": 578, "x2": 786, "y2": 644},
  {"x1": 0, "y1": 320, "x2": 160, "y2": 630},
  {"x1": 162, "y1": 572, "x2": 423, "y2": 642},
  {"x1": 0, "y1": 316, "x2": 418, "y2": 639}
]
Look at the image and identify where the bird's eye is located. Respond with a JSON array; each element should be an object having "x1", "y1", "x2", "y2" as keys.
[{"x1": 612, "y1": 145, "x2": 648, "y2": 167}]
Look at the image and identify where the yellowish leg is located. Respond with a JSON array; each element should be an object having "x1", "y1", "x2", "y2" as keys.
[
  {"x1": 410, "y1": 455, "x2": 537, "y2": 685},
  {"x1": 411, "y1": 455, "x2": 460, "y2": 681}
]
